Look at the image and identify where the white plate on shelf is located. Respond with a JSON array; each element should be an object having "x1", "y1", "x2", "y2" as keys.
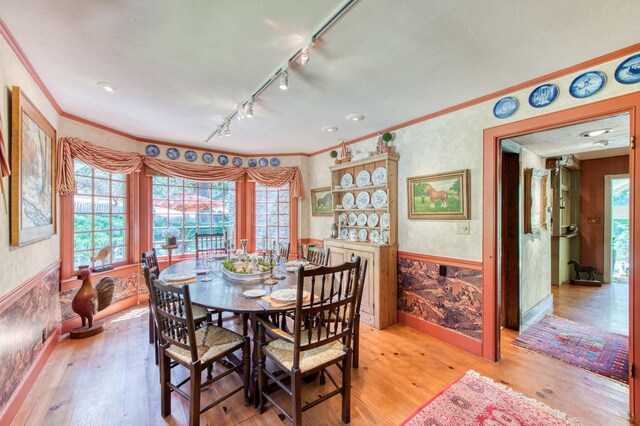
[
  {"x1": 369, "y1": 230, "x2": 380, "y2": 243},
  {"x1": 271, "y1": 289, "x2": 309, "y2": 303},
  {"x1": 357, "y1": 213, "x2": 368, "y2": 226},
  {"x1": 341, "y1": 173, "x2": 353, "y2": 188},
  {"x1": 356, "y1": 170, "x2": 371, "y2": 187},
  {"x1": 342, "y1": 192, "x2": 355, "y2": 209},
  {"x1": 243, "y1": 289, "x2": 267, "y2": 298},
  {"x1": 367, "y1": 212, "x2": 379, "y2": 227},
  {"x1": 348, "y1": 213, "x2": 358, "y2": 226},
  {"x1": 372, "y1": 189, "x2": 388, "y2": 208},
  {"x1": 339, "y1": 213, "x2": 348, "y2": 225},
  {"x1": 381, "y1": 230, "x2": 390, "y2": 243},
  {"x1": 349, "y1": 229, "x2": 358, "y2": 241},
  {"x1": 358, "y1": 229, "x2": 368, "y2": 242},
  {"x1": 340, "y1": 228, "x2": 349, "y2": 239},
  {"x1": 356, "y1": 191, "x2": 370, "y2": 209},
  {"x1": 372, "y1": 167, "x2": 387, "y2": 185},
  {"x1": 381, "y1": 213, "x2": 390, "y2": 228}
]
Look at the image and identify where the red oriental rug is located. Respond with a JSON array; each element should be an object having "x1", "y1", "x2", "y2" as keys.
[
  {"x1": 513, "y1": 315, "x2": 628, "y2": 384},
  {"x1": 401, "y1": 371, "x2": 580, "y2": 426}
]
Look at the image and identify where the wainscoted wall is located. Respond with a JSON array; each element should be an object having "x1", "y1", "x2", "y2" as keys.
[
  {"x1": 397, "y1": 255, "x2": 482, "y2": 340},
  {"x1": 0, "y1": 261, "x2": 61, "y2": 418}
]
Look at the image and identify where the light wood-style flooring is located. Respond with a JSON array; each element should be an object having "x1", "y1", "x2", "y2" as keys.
[{"x1": 13, "y1": 282, "x2": 631, "y2": 425}]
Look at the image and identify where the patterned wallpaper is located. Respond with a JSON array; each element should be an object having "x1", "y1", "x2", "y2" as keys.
[{"x1": 398, "y1": 257, "x2": 482, "y2": 340}]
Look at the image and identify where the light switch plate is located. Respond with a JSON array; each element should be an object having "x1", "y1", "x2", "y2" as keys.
[{"x1": 456, "y1": 221, "x2": 470, "y2": 235}]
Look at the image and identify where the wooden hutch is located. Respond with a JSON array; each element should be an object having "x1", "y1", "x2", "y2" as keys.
[{"x1": 324, "y1": 153, "x2": 399, "y2": 329}]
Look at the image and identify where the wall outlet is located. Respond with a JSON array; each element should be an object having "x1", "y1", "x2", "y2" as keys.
[
  {"x1": 439, "y1": 265, "x2": 447, "y2": 276},
  {"x1": 456, "y1": 221, "x2": 470, "y2": 235}
]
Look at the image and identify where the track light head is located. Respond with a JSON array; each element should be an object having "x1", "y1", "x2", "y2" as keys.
[
  {"x1": 300, "y1": 48, "x2": 310, "y2": 65},
  {"x1": 279, "y1": 70, "x2": 289, "y2": 90},
  {"x1": 246, "y1": 102, "x2": 254, "y2": 118},
  {"x1": 237, "y1": 105, "x2": 245, "y2": 121},
  {"x1": 224, "y1": 120, "x2": 231, "y2": 136}
]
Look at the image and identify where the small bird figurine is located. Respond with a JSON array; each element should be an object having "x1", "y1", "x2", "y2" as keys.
[
  {"x1": 91, "y1": 245, "x2": 112, "y2": 269},
  {"x1": 72, "y1": 268, "x2": 115, "y2": 329}
]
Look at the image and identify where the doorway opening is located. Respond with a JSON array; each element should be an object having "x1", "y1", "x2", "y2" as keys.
[{"x1": 605, "y1": 175, "x2": 630, "y2": 284}]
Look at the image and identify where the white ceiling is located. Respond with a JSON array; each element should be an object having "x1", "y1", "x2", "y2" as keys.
[
  {"x1": 508, "y1": 114, "x2": 630, "y2": 160},
  {"x1": 2, "y1": 0, "x2": 640, "y2": 154}
]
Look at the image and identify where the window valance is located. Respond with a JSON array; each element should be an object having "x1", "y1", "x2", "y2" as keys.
[{"x1": 57, "y1": 137, "x2": 305, "y2": 198}]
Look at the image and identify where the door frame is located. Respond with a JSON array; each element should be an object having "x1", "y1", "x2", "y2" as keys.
[
  {"x1": 604, "y1": 173, "x2": 630, "y2": 283},
  {"x1": 482, "y1": 92, "x2": 639, "y2": 418}
]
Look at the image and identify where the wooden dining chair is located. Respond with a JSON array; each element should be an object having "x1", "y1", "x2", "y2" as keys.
[
  {"x1": 141, "y1": 249, "x2": 161, "y2": 345},
  {"x1": 149, "y1": 275, "x2": 250, "y2": 426},
  {"x1": 278, "y1": 241, "x2": 291, "y2": 259},
  {"x1": 195, "y1": 232, "x2": 226, "y2": 258},
  {"x1": 256, "y1": 257, "x2": 361, "y2": 425},
  {"x1": 306, "y1": 246, "x2": 330, "y2": 266}
]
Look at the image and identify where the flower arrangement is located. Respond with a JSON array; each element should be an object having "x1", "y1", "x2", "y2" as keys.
[{"x1": 162, "y1": 227, "x2": 179, "y2": 246}]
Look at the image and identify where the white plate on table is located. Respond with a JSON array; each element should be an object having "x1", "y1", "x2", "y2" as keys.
[
  {"x1": 367, "y1": 212, "x2": 379, "y2": 227},
  {"x1": 356, "y1": 170, "x2": 371, "y2": 187},
  {"x1": 271, "y1": 288, "x2": 309, "y2": 303},
  {"x1": 356, "y1": 191, "x2": 370, "y2": 209},
  {"x1": 243, "y1": 289, "x2": 267, "y2": 298},
  {"x1": 163, "y1": 273, "x2": 197, "y2": 282},
  {"x1": 192, "y1": 269, "x2": 209, "y2": 274},
  {"x1": 357, "y1": 213, "x2": 368, "y2": 226},
  {"x1": 342, "y1": 192, "x2": 355, "y2": 209},
  {"x1": 341, "y1": 173, "x2": 353, "y2": 188},
  {"x1": 372, "y1": 167, "x2": 387, "y2": 185}
]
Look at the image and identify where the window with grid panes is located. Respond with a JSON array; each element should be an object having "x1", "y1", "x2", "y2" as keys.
[
  {"x1": 72, "y1": 160, "x2": 127, "y2": 270},
  {"x1": 152, "y1": 177, "x2": 236, "y2": 255},
  {"x1": 255, "y1": 183, "x2": 290, "y2": 251}
]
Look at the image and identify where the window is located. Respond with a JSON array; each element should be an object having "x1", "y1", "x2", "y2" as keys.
[
  {"x1": 73, "y1": 160, "x2": 127, "y2": 270},
  {"x1": 152, "y1": 177, "x2": 236, "y2": 255},
  {"x1": 255, "y1": 183, "x2": 290, "y2": 251}
]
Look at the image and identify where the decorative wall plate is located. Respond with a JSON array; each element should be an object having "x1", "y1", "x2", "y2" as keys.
[
  {"x1": 358, "y1": 229, "x2": 368, "y2": 242},
  {"x1": 356, "y1": 191, "x2": 370, "y2": 209},
  {"x1": 349, "y1": 229, "x2": 358, "y2": 241},
  {"x1": 338, "y1": 213, "x2": 348, "y2": 225},
  {"x1": 348, "y1": 213, "x2": 358, "y2": 226},
  {"x1": 367, "y1": 212, "x2": 379, "y2": 227},
  {"x1": 340, "y1": 228, "x2": 349, "y2": 239},
  {"x1": 341, "y1": 173, "x2": 353, "y2": 188},
  {"x1": 357, "y1": 213, "x2": 368, "y2": 227},
  {"x1": 369, "y1": 230, "x2": 380, "y2": 243},
  {"x1": 372, "y1": 189, "x2": 388, "y2": 208},
  {"x1": 202, "y1": 152, "x2": 214, "y2": 164},
  {"x1": 569, "y1": 71, "x2": 607, "y2": 98},
  {"x1": 232, "y1": 157, "x2": 243, "y2": 167},
  {"x1": 381, "y1": 230, "x2": 390, "y2": 243},
  {"x1": 248, "y1": 159, "x2": 257, "y2": 167},
  {"x1": 185, "y1": 150, "x2": 197, "y2": 162},
  {"x1": 381, "y1": 213, "x2": 390, "y2": 228},
  {"x1": 356, "y1": 170, "x2": 371, "y2": 187},
  {"x1": 145, "y1": 144, "x2": 160, "y2": 157},
  {"x1": 258, "y1": 157, "x2": 268, "y2": 167},
  {"x1": 493, "y1": 96, "x2": 519, "y2": 119},
  {"x1": 342, "y1": 192, "x2": 355, "y2": 209},
  {"x1": 372, "y1": 167, "x2": 387, "y2": 185},
  {"x1": 615, "y1": 53, "x2": 640, "y2": 84},
  {"x1": 218, "y1": 155, "x2": 229, "y2": 165},
  {"x1": 528, "y1": 84, "x2": 559, "y2": 108},
  {"x1": 270, "y1": 157, "x2": 280, "y2": 167},
  {"x1": 166, "y1": 148, "x2": 180, "y2": 160}
]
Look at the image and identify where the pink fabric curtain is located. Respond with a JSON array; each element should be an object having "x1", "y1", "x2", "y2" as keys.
[{"x1": 57, "y1": 136, "x2": 305, "y2": 198}]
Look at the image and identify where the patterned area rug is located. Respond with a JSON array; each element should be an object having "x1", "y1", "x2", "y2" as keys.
[
  {"x1": 401, "y1": 371, "x2": 580, "y2": 426},
  {"x1": 513, "y1": 315, "x2": 628, "y2": 384}
]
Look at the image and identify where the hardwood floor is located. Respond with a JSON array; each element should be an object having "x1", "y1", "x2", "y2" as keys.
[{"x1": 13, "y1": 283, "x2": 632, "y2": 425}]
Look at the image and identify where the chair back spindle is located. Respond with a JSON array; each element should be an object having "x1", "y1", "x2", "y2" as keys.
[
  {"x1": 195, "y1": 232, "x2": 226, "y2": 258},
  {"x1": 306, "y1": 246, "x2": 330, "y2": 266}
]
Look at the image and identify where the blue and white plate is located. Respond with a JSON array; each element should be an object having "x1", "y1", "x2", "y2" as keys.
[
  {"x1": 145, "y1": 144, "x2": 160, "y2": 157},
  {"x1": 232, "y1": 157, "x2": 242, "y2": 167},
  {"x1": 218, "y1": 155, "x2": 229, "y2": 166},
  {"x1": 270, "y1": 157, "x2": 280, "y2": 167},
  {"x1": 166, "y1": 147, "x2": 180, "y2": 160},
  {"x1": 493, "y1": 96, "x2": 519, "y2": 119},
  {"x1": 528, "y1": 84, "x2": 559, "y2": 108},
  {"x1": 615, "y1": 53, "x2": 640, "y2": 85},
  {"x1": 185, "y1": 150, "x2": 197, "y2": 162},
  {"x1": 569, "y1": 71, "x2": 607, "y2": 98},
  {"x1": 248, "y1": 159, "x2": 257, "y2": 167},
  {"x1": 202, "y1": 152, "x2": 214, "y2": 164},
  {"x1": 258, "y1": 157, "x2": 268, "y2": 167}
]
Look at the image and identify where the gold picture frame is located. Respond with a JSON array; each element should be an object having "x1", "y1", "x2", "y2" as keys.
[
  {"x1": 10, "y1": 86, "x2": 57, "y2": 246},
  {"x1": 311, "y1": 187, "x2": 332, "y2": 216},
  {"x1": 524, "y1": 168, "x2": 548, "y2": 234},
  {"x1": 407, "y1": 169, "x2": 470, "y2": 220}
]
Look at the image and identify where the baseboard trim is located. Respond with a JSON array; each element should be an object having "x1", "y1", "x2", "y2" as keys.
[
  {"x1": 520, "y1": 293, "x2": 553, "y2": 332},
  {"x1": 398, "y1": 251, "x2": 482, "y2": 271},
  {"x1": 0, "y1": 324, "x2": 60, "y2": 425},
  {"x1": 398, "y1": 312, "x2": 482, "y2": 356},
  {"x1": 61, "y1": 293, "x2": 148, "y2": 334}
]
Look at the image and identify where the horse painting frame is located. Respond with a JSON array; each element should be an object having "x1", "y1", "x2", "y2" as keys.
[
  {"x1": 407, "y1": 169, "x2": 469, "y2": 220},
  {"x1": 311, "y1": 187, "x2": 333, "y2": 216},
  {"x1": 524, "y1": 168, "x2": 548, "y2": 234}
]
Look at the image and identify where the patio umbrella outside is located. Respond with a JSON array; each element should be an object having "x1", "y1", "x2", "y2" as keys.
[{"x1": 153, "y1": 193, "x2": 223, "y2": 212}]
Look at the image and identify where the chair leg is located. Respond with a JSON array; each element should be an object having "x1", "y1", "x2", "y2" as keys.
[
  {"x1": 189, "y1": 363, "x2": 202, "y2": 426},
  {"x1": 342, "y1": 352, "x2": 352, "y2": 424},
  {"x1": 353, "y1": 321, "x2": 360, "y2": 368},
  {"x1": 256, "y1": 332, "x2": 266, "y2": 413},
  {"x1": 217, "y1": 312, "x2": 223, "y2": 327},
  {"x1": 154, "y1": 334, "x2": 159, "y2": 367},
  {"x1": 292, "y1": 369, "x2": 303, "y2": 426},
  {"x1": 242, "y1": 338, "x2": 251, "y2": 406},
  {"x1": 160, "y1": 348, "x2": 172, "y2": 417},
  {"x1": 319, "y1": 369, "x2": 326, "y2": 385},
  {"x1": 148, "y1": 308, "x2": 155, "y2": 344},
  {"x1": 207, "y1": 365, "x2": 213, "y2": 381}
]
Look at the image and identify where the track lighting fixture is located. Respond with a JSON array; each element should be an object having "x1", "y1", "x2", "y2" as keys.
[
  {"x1": 224, "y1": 120, "x2": 231, "y2": 136},
  {"x1": 245, "y1": 101, "x2": 254, "y2": 118},
  {"x1": 279, "y1": 70, "x2": 289, "y2": 90},
  {"x1": 300, "y1": 48, "x2": 310, "y2": 65},
  {"x1": 216, "y1": 129, "x2": 222, "y2": 138},
  {"x1": 237, "y1": 105, "x2": 245, "y2": 121}
]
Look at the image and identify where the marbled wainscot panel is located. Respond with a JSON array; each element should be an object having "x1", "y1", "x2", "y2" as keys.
[
  {"x1": 0, "y1": 266, "x2": 61, "y2": 414},
  {"x1": 59, "y1": 271, "x2": 144, "y2": 321},
  {"x1": 398, "y1": 258, "x2": 482, "y2": 340}
]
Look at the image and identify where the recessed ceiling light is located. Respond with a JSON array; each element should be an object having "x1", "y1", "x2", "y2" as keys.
[
  {"x1": 345, "y1": 114, "x2": 365, "y2": 122},
  {"x1": 594, "y1": 140, "x2": 610, "y2": 147},
  {"x1": 97, "y1": 81, "x2": 118, "y2": 92},
  {"x1": 321, "y1": 126, "x2": 339, "y2": 133},
  {"x1": 580, "y1": 129, "x2": 611, "y2": 137}
]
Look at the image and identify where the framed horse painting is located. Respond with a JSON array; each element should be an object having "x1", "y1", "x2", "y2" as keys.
[
  {"x1": 407, "y1": 169, "x2": 469, "y2": 220},
  {"x1": 311, "y1": 187, "x2": 332, "y2": 216}
]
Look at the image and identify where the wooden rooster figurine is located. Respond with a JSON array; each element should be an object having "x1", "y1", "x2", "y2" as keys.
[{"x1": 70, "y1": 268, "x2": 115, "y2": 338}]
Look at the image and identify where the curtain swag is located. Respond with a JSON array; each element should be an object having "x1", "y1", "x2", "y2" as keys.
[{"x1": 57, "y1": 137, "x2": 305, "y2": 198}]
